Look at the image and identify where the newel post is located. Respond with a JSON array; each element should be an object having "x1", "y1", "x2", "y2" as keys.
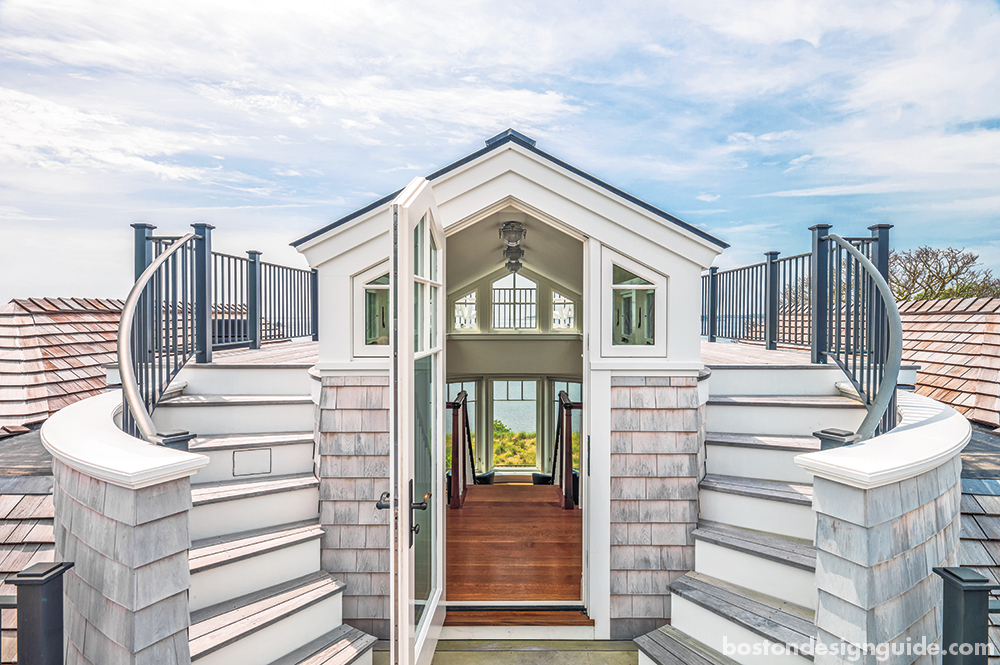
[
  {"x1": 707, "y1": 266, "x2": 719, "y2": 343},
  {"x1": 131, "y1": 223, "x2": 155, "y2": 281},
  {"x1": 810, "y1": 224, "x2": 832, "y2": 364},
  {"x1": 764, "y1": 251, "x2": 780, "y2": 350},
  {"x1": 934, "y1": 567, "x2": 997, "y2": 664},
  {"x1": 192, "y1": 223, "x2": 215, "y2": 363},
  {"x1": 9, "y1": 561, "x2": 74, "y2": 665},
  {"x1": 868, "y1": 223, "x2": 893, "y2": 283},
  {"x1": 247, "y1": 250, "x2": 263, "y2": 350}
]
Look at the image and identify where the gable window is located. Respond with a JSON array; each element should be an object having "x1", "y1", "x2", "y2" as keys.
[
  {"x1": 353, "y1": 262, "x2": 391, "y2": 357},
  {"x1": 454, "y1": 291, "x2": 477, "y2": 330},
  {"x1": 552, "y1": 291, "x2": 575, "y2": 330},
  {"x1": 492, "y1": 273, "x2": 536, "y2": 330},
  {"x1": 602, "y1": 249, "x2": 667, "y2": 357}
]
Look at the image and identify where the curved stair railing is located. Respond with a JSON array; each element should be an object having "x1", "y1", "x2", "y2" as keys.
[
  {"x1": 823, "y1": 234, "x2": 903, "y2": 439},
  {"x1": 118, "y1": 232, "x2": 202, "y2": 444}
]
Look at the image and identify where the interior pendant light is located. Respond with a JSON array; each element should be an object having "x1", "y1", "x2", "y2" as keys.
[{"x1": 499, "y1": 221, "x2": 526, "y2": 247}]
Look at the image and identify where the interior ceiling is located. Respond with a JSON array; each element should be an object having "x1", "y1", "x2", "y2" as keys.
[{"x1": 446, "y1": 209, "x2": 583, "y2": 296}]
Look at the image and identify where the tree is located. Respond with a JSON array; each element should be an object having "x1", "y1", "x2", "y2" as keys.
[{"x1": 889, "y1": 247, "x2": 1000, "y2": 301}]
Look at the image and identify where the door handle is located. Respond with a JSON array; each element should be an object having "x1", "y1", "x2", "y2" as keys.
[
  {"x1": 408, "y1": 480, "x2": 431, "y2": 547},
  {"x1": 375, "y1": 491, "x2": 391, "y2": 510}
]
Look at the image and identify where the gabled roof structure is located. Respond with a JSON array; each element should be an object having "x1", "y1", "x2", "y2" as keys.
[
  {"x1": 899, "y1": 298, "x2": 1000, "y2": 427},
  {"x1": 292, "y1": 128, "x2": 728, "y2": 251},
  {"x1": 0, "y1": 298, "x2": 122, "y2": 429}
]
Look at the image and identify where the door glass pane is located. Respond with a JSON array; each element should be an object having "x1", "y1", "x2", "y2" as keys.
[
  {"x1": 430, "y1": 230, "x2": 438, "y2": 282},
  {"x1": 613, "y1": 264, "x2": 652, "y2": 285},
  {"x1": 414, "y1": 215, "x2": 425, "y2": 278},
  {"x1": 613, "y1": 287, "x2": 655, "y2": 346},
  {"x1": 429, "y1": 286, "x2": 438, "y2": 349},
  {"x1": 414, "y1": 283, "x2": 424, "y2": 352},
  {"x1": 492, "y1": 379, "x2": 537, "y2": 467},
  {"x1": 413, "y1": 354, "x2": 436, "y2": 628}
]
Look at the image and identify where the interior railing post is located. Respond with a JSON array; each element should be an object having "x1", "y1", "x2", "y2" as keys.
[
  {"x1": 450, "y1": 400, "x2": 461, "y2": 509},
  {"x1": 311, "y1": 268, "x2": 320, "y2": 341},
  {"x1": 707, "y1": 266, "x2": 719, "y2": 343},
  {"x1": 764, "y1": 251, "x2": 780, "y2": 350},
  {"x1": 192, "y1": 223, "x2": 215, "y2": 363},
  {"x1": 810, "y1": 224, "x2": 832, "y2": 364},
  {"x1": 247, "y1": 250, "x2": 262, "y2": 350}
]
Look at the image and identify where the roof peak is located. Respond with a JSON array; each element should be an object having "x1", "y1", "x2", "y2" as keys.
[{"x1": 485, "y1": 128, "x2": 536, "y2": 147}]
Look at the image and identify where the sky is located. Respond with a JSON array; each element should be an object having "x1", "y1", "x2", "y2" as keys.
[{"x1": 1, "y1": 0, "x2": 999, "y2": 306}]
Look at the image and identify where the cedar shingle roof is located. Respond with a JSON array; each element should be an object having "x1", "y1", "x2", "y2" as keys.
[
  {"x1": 900, "y1": 298, "x2": 1000, "y2": 428},
  {"x1": 0, "y1": 298, "x2": 122, "y2": 429},
  {"x1": 0, "y1": 480, "x2": 55, "y2": 664},
  {"x1": 960, "y1": 486, "x2": 1000, "y2": 662}
]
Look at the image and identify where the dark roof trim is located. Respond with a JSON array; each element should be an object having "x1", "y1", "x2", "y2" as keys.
[{"x1": 292, "y1": 132, "x2": 729, "y2": 249}]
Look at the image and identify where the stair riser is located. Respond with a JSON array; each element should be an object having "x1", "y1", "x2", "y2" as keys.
[
  {"x1": 152, "y1": 402, "x2": 313, "y2": 435},
  {"x1": 176, "y1": 365, "x2": 313, "y2": 396},
  {"x1": 707, "y1": 366, "x2": 847, "y2": 397},
  {"x1": 671, "y1": 596, "x2": 812, "y2": 665},
  {"x1": 699, "y1": 489, "x2": 815, "y2": 542},
  {"x1": 193, "y1": 592, "x2": 343, "y2": 665},
  {"x1": 191, "y1": 488, "x2": 319, "y2": 540},
  {"x1": 705, "y1": 444, "x2": 813, "y2": 485},
  {"x1": 694, "y1": 540, "x2": 817, "y2": 610},
  {"x1": 190, "y1": 539, "x2": 321, "y2": 612},
  {"x1": 638, "y1": 653, "x2": 656, "y2": 665},
  {"x1": 706, "y1": 403, "x2": 864, "y2": 436},
  {"x1": 193, "y1": 443, "x2": 315, "y2": 484}
]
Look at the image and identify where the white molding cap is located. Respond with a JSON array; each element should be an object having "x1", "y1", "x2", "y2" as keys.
[
  {"x1": 795, "y1": 391, "x2": 971, "y2": 490},
  {"x1": 41, "y1": 391, "x2": 209, "y2": 490}
]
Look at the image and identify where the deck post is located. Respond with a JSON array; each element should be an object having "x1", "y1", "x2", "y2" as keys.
[
  {"x1": 247, "y1": 250, "x2": 262, "y2": 349},
  {"x1": 192, "y1": 223, "x2": 215, "y2": 363},
  {"x1": 933, "y1": 567, "x2": 997, "y2": 664},
  {"x1": 707, "y1": 266, "x2": 719, "y2": 343},
  {"x1": 809, "y1": 224, "x2": 832, "y2": 364},
  {"x1": 8, "y1": 561, "x2": 74, "y2": 665},
  {"x1": 868, "y1": 223, "x2": 893, "y2": 283},
  {"x1": 764, "y1": 251, "x2": 780, "y2": 350},
  {"x1": 131, "y1": 223, "x2": 155, "y2": 281},
  {"x1": 310, "y1": 268, "x2": 320, "y2": 342}
]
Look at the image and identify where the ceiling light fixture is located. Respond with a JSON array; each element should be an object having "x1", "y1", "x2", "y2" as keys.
[{"x1": 499, "y1": 221, "x2": 526, "y2": 273}]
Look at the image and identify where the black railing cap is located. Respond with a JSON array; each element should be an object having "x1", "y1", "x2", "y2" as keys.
[{"x1": 8, "y1": 561, "x2": 74, "y2": 586}]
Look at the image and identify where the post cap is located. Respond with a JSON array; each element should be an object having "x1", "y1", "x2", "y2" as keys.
[
  {"x1": 130, "y1": 223, "x2": 156, "y2": 230},
  {"x1": 764, "y1": 251, "x2": 781, "y2": 259},
  {"x1": 191, "y1": 222, "x2": 216, "y2": 230},
  {"x1": 868, "y1": 223, "x2": 894, "y2": 231},
  {"x1": 8, "y1": 561, "x2": 74, "y2": 586},
  {"x1": 813, "y1": 428, "x2": 861, "y2": 450},
  {"x1": 808, "y1": 223, "x2": 833, "y2": 231},
  {"x1": 247, "y1": 250, "x2": 263, "y2": 257},
  {"x1": 934, "y1": 566, "x2": 1000, "y2": 590}
]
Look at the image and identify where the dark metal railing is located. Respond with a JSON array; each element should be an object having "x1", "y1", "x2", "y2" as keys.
[
  {"x1": 702, "y1": 223, "x2": 900, "y2": 440},
  {"x1": 120, "y1": 227, "x2": 203, "y2": 443},
  {"x1": 121, "y1": 223, "x2": 320, "y2": 444},
  {"x1": 447, "y1": 391, "x2": 473, "y2": 509}
]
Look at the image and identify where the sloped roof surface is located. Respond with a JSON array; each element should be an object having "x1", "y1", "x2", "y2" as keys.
[
  {"x1": 0, "y1": 298, "x2": 122, "y2": 429},
  {"x1": 292, "y1": 129, "x2": 729, "y2": 250},
  {"x1": 0, "y1": 480, "x2": 55, "y2": 664},
  {"x1": 899, "y1": 298, "x2": 1000, "y2": 427},
  {"x1": 960, "y1": 485, "x2": 1000, "y2": 662}
]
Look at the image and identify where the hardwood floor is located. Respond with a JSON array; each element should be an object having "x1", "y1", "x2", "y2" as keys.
[
  {"x1": 444, "y1": 610, "x2": 594, "y2": 627},
  {"x1": 446, "y1": 483, "x2": 582, "y2": 602}
]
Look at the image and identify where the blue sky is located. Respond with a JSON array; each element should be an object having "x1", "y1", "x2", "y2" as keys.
[{"x1": 2, "y1": 0, "x2": 999, "y2": 305}]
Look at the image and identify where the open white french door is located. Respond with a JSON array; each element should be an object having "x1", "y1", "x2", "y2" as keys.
[{"x1": 390, "y1": 177, "x2": 446, "y2": 665}]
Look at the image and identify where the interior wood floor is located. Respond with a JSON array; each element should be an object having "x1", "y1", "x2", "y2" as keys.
[
  {"x1": 443, "y1": 610, "x2": 595, "y2": 627},
  {"x1": 446, "y1": 483, "x2": 582, "y2": 602}
]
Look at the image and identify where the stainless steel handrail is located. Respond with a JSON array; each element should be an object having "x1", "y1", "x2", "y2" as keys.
[
  {"x1": 117, "y1": 232, "x2": 197, "y2": 443},
  {"x1": 827, "y1": 234, "x2": 903, "y2": 440}
]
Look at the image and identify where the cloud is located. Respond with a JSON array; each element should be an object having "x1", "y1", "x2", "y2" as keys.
[{"x1": 697, "y1": 194, "x2": 721, "y2": 202}]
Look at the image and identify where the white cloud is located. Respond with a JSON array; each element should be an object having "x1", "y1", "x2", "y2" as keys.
[{"x1": 697, "y1": 194, "x2": 721, "y2": 202}]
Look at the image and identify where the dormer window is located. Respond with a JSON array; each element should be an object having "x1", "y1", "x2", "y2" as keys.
[{"x1": 492, "y1": 273, "x2": 536, "y2": 330}]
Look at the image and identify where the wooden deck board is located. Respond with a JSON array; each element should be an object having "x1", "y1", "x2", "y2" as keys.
[{"x1": 446, "y1": 484, "x2": 582, "y2": 602}]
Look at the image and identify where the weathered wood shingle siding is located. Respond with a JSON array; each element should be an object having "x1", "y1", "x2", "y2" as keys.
[
  {"x1": 317, "y1": 375, "x2": 391, "y2": 640},
  {"x1": 608, "y1": 375, "x2": 704, "y2": 640}
]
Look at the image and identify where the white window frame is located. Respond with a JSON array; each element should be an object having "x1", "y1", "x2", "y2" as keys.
[
  {"x1": 352, "y1": 261, "x2": 391, "y2": 358},
  {"x1": 601, "y1": 248, "x2": 667, "y2": 358}
]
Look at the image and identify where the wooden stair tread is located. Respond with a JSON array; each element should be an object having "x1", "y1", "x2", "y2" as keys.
[
  {"x1": 267, "y1": 624, "x2": 376, "y2": 665},
  {"x1": 635, "y1": 624, "x2": 739, "y2": 665},
  {"x1": 669, "y1": 572, "x2": 815, "y2": 657},
  {"x1": 693, "y1": 520, "x2": 816, "y2": 571},
  {"x1": 159, "y1": 394, "x2": 312, "y2": 407},
  {"x1": 190, "y1": 571, "x2": 346, "y2": 661},
  {"x1": 192, "y1": 473, "x2": 319, "y2": 506},
  {"x1": 699, "y1": 474, "x2": 813, "y2": 506},
  {"x1": 707, "y1": 395, "x2": 864, "y2": 408},
  {"x1": 189, "y1": 432, "x2": 314, "y2": 452},
  {"x1": 190, "y1": 520, "x2": 323, "y2": 573},
  {"x1": 705, "y1": 432, "x2": 820, "y2": 452}
]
